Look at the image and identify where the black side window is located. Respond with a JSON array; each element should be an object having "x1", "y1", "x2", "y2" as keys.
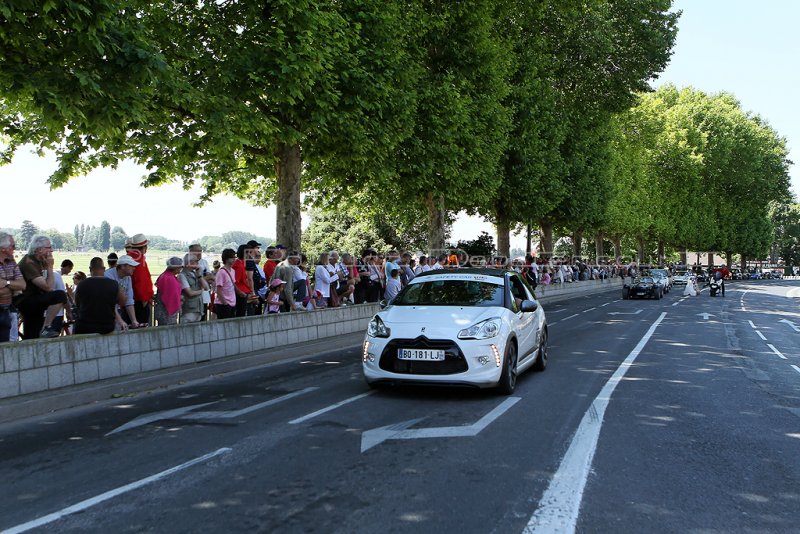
[{"x1": 509, "y1": 275, "x2": 530, "y2": 311}]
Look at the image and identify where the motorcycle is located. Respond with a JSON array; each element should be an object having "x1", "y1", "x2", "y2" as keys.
[{"x1": 709, "y1": 279, "x2": 721, "y2": 297}]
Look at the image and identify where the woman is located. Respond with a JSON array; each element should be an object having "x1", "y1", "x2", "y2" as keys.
[
  {"x1": 214, "y1": 248, "x2": 238, "y2": 319},
  {"x1": 314, "y1": 252, "x2": 342, "y2": 307},
  {"x1": 683, "y1": 274, "x2": 698, "y2": 296},
  {"x1": 154, "y1": 257, "x2": 184, "y2": 326},
  {"x1": 541, "y1": 268, "x2": 551, "y2": 286}
]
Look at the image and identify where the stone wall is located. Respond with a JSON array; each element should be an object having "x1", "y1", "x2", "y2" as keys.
[{"x1": 0, "y1": 304, "x2": 379, "y2": 400}]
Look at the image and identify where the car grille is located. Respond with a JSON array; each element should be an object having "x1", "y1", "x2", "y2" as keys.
[{"x1": 379, "y1": 337, "x2": 468, "y2": 375}]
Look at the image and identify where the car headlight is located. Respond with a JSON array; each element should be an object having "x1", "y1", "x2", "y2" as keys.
[
  {"x1": 367, "y1": 315, "x2": 391, "y2": 338},
  {"x1": 458, "y1": 318, "x2": 501, "y2": 340}
]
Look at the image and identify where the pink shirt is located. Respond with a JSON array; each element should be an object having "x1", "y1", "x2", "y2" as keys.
[{"x1": 216, "y1": 266, "x2": 236, "y2": 306}]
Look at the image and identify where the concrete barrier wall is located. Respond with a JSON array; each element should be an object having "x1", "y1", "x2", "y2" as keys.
[
  {"x1": 0, "y1": 304, "x2": 379, "y2": 400},
  {"x1": 534, "y1": 277, "x2": 623, "y2": 304}
]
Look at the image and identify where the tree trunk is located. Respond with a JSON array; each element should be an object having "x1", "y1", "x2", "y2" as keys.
[
  {"x1": 679, "y1": 247, "x2": 687, "y2": 266},
  {"x1": 572, "y1": 229, "x2": 583, "y2": 260},
  {"x1": 595, "y1": 232, "x2": 604, "y2": 263},
  {"x1": 496, "y1": 213, "x2": 511, "y2": 259},
  {"x1": 707, "y1": 252, "x2": 714, "y2": 271},
  {"x1": 424, "y1": 193, "x2": 447, "y2": 254},
  {"x1": 657, "y1": 240, "x2": 665, "y2": 266},
  {"x1": 740, "y1": 255, "x2": 747, "y2": 272},
  {"x1": 612, "y1": 237, "x2": 622, "y2": 262},
  {"x1": 637, "y1": 237, "x2": 645, "y2": 264},
  {"x1": 539, "y1": 222, "x2": 554, "y2": 260},
  {"x1": 275, "y1": 142, "x2": 302, "y2": 252},
  {"x1": 525, "y1": 223, "x2": 532, "y2": 255}
]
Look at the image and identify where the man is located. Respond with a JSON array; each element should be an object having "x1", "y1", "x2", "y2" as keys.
[
  {"x1": 107, "y1": 252, "x2": 118, "y2": 269},
  {"x1": 414, "y1": 256, "x2": 429, "y2": 275},
  {"x1": 0, "y1": 232, "x2": 26, "y2": 343},
  {"x1": 188, "y1": 243, "x2": 213, "y2": 320},
  {"x1": 246, "y1": 240, "x2": 266, "y2": 314},
  {"x1": 74, "y1": 257, "x2": 128, "y2": 335},
  {"x1": 105, "y1": 254, "x2": 142, "y2": 327},
  {"x1": 398, "y1": 252, "x2": 416, "y2": 287},
  {"x1": 16, "y1": 235, "x2": 67, "y2": 339},
  {"x1": 272, "y1": 252, "x2": 298, "y2": 312},
  {"x1": 179, "y1": 253, "x2": 208, "y2": 323},
  {"x1": 232, "y1": 244, "x2": 256, "y2": 316},
  {"x1": 125, "y1": 233, "x2": 154, "y2": 325},
  {"x1": 329, "y1": 251, "x2": 354, "y2": 305}
]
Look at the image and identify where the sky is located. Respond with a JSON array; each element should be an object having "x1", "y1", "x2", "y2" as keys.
[{"x1": 2, "y1": 0, "x2": 798, "y2": 249}]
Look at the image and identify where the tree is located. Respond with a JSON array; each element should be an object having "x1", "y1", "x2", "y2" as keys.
[
  {"x1": 772, "y1": 202, "x2": 800, "y2": 268},
  {"x1": 99, "y1": 220, "x2": 111, "y2": 251},
  {"x1": 19, "y1": 220, "x2": 38, "y2": 248},
  {"x1": 110, "y1": 226, "x2": 128, "y2": 251},
  {"x1": 73, "y1": 224, "x2": 80, "y2": 242},
  {"x1": 1, "y1": 1, "x2": 420, "y2": 253}
]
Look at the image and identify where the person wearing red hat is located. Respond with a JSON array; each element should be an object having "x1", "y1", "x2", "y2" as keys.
[{"x1": 125, "y1": 233, "x2": 154, "y2": 325}]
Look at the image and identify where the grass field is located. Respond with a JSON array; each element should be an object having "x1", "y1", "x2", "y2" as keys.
[{"x1": 51, "y1": 250, "x2": 222, "y2": 284}]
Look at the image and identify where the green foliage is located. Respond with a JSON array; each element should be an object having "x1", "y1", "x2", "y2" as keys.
[
  {"x1": 19, "y1": 219, "x2": 38, "y2": 248},
  {"x1": 99, "y1": 220, "x2": 111, "y2": 251},
  {"x1": 453, "y1": 232, "x2": 496, "y2": 258}
]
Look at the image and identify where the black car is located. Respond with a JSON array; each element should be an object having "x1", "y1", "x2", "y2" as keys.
[{"x1": 623, "y1": 276, "x2": 663, "y2": 300}]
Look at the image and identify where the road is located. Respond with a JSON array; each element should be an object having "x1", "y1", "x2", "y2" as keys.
[{"x1": 1, "y1": 280, "x2": 799, "y2": 534}]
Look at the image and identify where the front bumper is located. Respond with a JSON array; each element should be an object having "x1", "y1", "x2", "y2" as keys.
[{"x1": 362, "y1": 330, "x2": 507, "y2": 388}]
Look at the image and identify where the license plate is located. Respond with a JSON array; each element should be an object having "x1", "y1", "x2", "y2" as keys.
[
  {"x1": 397, "y1": 348, "x2": 446, "y2": 361},
  {"x1": 637, "y1": 292, "x2": 645, "y2": 295}
]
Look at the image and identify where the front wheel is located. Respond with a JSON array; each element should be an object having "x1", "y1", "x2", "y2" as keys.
[{"x1": 496, "y1": 341, "x2": 518, "y2": 395}]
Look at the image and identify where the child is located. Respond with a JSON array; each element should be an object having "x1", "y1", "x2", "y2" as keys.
[
  {"x1": 384, "y1": 268, "x2": 401, "y2": 303},
  {"x1": 303, "y1": 290, "x2": 327, "y2": 311},
  {"x1": 265, "y1": 278, "x2": 285, "y2": 314}
]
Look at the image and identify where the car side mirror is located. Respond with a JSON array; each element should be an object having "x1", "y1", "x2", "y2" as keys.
[
  {"x1": 379, "y1": 299, "x2": 388, "y2": 310},
  {"x1": 520, "y1": 299, "x2": 538, "y2": 313}
]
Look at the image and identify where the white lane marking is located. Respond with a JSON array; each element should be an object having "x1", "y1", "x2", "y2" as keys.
[
  {"x1": 787, "y1": 287, "x2": 800, "y2": 298},
  {"x1": 613, "y1": 299, "x2": 622, "y2": 303},
  {"x1": 289, "y1": 391, "x2": 375, "y2": 424},
  {"x1": 523, "y1": 312, "x2": 667, "y2": 534},
  {"x1": 755, "y1": 331, "x2": 767, "y2": 341},
  {"x1": 583, "y1": 308, "x2": 596, "y2": 313},
  {"x1": 740, "y1": 289, "x2": 749, "y2": 312},
  {"x1": 671, "y1": 301, "x2": 680, "y2": 307},
  {"x1": 360, "y1": 397, "x2": 521, "y2": 452},
  {"x1": 600, "y1": 303, "x2": 610, "y2": 307},
  {"x1": 767, "y1": 344, "x2": 787, "y2": 360},
  {"x1": 791, "y1": 365, "x2": 800, "y2": 375},
  {"x1": 748, "y1": 320, "x2": 757, "y2": 329},
  {"x1": 779, "y1": 319, "x2": 800, "y2": 332},
  {"x1": 563, "y1": 314, "x2": 579, "y2": 321},
  {"x1": 697, "y1": 313, "x2": 715, "y2": 320},
  {"x1": 2, "y1": 448, "x2": 232, "y2": 534}
]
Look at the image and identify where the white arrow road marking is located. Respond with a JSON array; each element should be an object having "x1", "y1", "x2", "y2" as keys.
[
  {"x1": 289, "y1": 390, "x2": 375, "y2": 425},
  {"x1": 779, "y1": 319, "x2": 800, "y2": 332},
  {"x1": 106, "y1": 388, "x2": 317, "y2": 435},
  {"x1": 524, "y1": 312, "x2": 667, "y2": 534},
  {"x1": 608, "y1": 309, "x2": 643, "y2": 316},
  {"x1": 106, "y1": 402, "x2": 218, "y2": 436},
  {"x1": 2, "y1": 447, "x2": 232, "y2": 534},
  {"x1": 791, "y1": 365, "x2": 800, "y2": 375},
  {"x1": 181, "y1": 387, "x2": 318, "y2": 420},
  {"x1": 697, "y1": 313, "x2": 715, "y2": 320},
  {"x1": 360, "y1": 397, "x2": 521, "y2": 453}
]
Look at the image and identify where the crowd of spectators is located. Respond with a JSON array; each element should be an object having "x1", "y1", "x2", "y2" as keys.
[{"x1": 0, "y1": 230, "x2": 629, "y2": 342}]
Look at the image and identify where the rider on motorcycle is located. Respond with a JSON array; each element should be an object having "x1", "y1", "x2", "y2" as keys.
[{"x1": 710, "y1": 268, "x2": 725, "y2": 296}]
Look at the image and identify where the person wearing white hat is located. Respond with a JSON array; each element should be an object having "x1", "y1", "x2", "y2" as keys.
[
  {"x1": 125, "y1": 233, "x2": 153, "y2": 325},
  {"x1": 104, "y1": 254, "x2": 142, "y2": 328}
]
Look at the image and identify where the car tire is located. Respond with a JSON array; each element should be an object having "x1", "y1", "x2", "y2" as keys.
[
  {"x1": 532, "y1": 328, "x2": 548, "y2": 372},
  {"x1": 622, "y1": 290, "x2": 629, "y2": 300},
  {"x1": 496, "y1": 341, "x2": 518, "y2": 395}
]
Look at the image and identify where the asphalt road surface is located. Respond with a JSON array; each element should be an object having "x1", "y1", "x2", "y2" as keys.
[{"x1": 1, "y1": 280, "x2": 799, "y2": 534}]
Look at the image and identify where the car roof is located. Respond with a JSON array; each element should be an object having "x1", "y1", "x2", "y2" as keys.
[{"x1": 413, "y1": 268, "x2": 510, "y2": 281}]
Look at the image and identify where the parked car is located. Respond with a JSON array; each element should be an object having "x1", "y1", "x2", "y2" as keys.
[
  {"x1": 771, "y1": 269, "x2": 784, "y2": 279},
  {"x1": 650, "y1": 268, "x2": 673, "y2": 293},
  {"x1": 362, "y1": 268, "x2": 548, "y2": 394},
  {"x1": 673, "y1": 271, "x2": 689, "y2": 286},
  {"x1": 623, "y1": 276, "x2": 663, "y2": 300}
]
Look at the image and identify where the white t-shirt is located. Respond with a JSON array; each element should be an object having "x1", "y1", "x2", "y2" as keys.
[
  {"x1": 293, "y1": 265, "x2": 307, "y2": 282},
  {"x1": 52, "y1": 271, "x2": 66, "y2": 317}
]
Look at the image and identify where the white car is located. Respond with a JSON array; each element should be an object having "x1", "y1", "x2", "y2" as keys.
[
  {"x1": 673, "y1": 271, "x2": 689, "y2": 286},
  {"x1": 362, "y1": 269, "x2": 548, "y2": 394}
]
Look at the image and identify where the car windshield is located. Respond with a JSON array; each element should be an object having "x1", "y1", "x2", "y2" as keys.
[
  {"x1": 392, "y1": 279, "x2": 505, "y2": 307},
  {"x1": 635, "y1": 277, "x2": 655, "y2": 284},
  {"x1": 651, "y1": 269, "x2": 667, "y2": 277}
]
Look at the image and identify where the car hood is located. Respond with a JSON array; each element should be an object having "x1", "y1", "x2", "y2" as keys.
[{"x1": 380, "y1": 305, "x2": 497, "y2": 327}]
